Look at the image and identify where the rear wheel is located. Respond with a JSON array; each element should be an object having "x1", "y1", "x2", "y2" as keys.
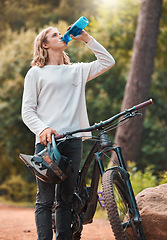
[{"x1": 102, "y1": 169, "x2": 145, "y2": 240}]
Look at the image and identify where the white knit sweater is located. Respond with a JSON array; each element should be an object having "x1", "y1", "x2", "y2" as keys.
[{"x1": 22, "y1": 37, "x2": 115, "y2": 144}]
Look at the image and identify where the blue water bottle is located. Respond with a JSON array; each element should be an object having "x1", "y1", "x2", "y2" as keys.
[{"x1": 62, "y1": 16, "x2": 89, "y2": 44}]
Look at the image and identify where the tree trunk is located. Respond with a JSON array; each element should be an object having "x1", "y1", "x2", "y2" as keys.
[{"x1": 112, "y1": 0, "x2": 162, "y2": 165}]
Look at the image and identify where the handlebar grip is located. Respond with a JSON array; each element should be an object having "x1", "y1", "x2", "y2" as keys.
[
  {"x1": 55, "y1": 134, "x2": 64, "y2": 140},
  {"x1": 134, "y1": 99, "x2": 153, "y2": 110}
]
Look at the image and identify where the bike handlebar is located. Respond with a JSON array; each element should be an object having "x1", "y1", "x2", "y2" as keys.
[
  {"x1": 55, "y1": 99, "x2": 153, "y2": 140},
  {"x1": 133, "y1": 98, "x2": 153, "y2": 110}
]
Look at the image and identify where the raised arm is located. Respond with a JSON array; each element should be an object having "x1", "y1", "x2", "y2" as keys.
[{"x1": 72, "y1": 30, "x2": 115, "y2": 82}]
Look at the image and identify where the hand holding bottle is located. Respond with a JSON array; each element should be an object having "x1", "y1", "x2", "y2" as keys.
[{"x1": 62, "y1": 16, "x2": 89, "y2": 44}]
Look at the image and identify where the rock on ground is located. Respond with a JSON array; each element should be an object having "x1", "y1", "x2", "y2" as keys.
[{"x1": 136, "y1": 183, "x2": 167, "y2": 240}]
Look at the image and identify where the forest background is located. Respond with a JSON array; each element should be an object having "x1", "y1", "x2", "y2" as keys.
[{"x1": 0, "y1": 0, "x2": 167, "y2": 204}]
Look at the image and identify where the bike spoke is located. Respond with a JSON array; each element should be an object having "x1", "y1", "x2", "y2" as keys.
[{"x1": 113, "y1": 184, "x2": 128, "y2": 222}]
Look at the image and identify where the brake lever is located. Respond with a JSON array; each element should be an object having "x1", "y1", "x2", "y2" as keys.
[
  {"x1": 131, "y1": 111, "x2": 142, "y2": 117},
  {"x1": 120, "y1": 111, "x2": 142, "y2": 122}
]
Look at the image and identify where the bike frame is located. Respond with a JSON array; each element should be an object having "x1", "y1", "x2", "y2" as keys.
[
  {"x1": 74, "y1": 140, "x2": 100, "y2": 224},
  {"x1": 54, "y1": 99, "x2": 152, "y2": 236},
  {"x1": 76, "y1": 134, "x2": 142, "y2": 227}
]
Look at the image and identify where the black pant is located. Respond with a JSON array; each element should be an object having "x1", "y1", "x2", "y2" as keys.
[{"x1": 35, "y1": 138, "x2": 82, "y2": 240}]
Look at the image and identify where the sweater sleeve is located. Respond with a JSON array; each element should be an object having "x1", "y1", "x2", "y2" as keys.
[
  {"x1": 81, "y1": 37, "x2": 115, "y2": 82},
  {"x1": 21, "y1": 68, "x2": 49, "y2": 136}
]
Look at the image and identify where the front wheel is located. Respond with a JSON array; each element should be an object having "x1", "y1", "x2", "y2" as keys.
[{"x1": 102, "y1": 169, "x2": 145, "y2": 240}]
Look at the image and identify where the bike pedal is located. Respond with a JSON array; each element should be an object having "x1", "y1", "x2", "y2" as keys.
[{"x1": 97, "y1": 191, "x2": 105, "y2": 208}]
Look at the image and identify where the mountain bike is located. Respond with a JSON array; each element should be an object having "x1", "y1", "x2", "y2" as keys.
[{"x1": 52, "y1": 99, "x2": 153, "y2": 240}]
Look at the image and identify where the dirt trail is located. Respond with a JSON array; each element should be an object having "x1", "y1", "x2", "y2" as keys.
[{"x1": 0, "y1": 203, "x2": 115, "y2": 240}]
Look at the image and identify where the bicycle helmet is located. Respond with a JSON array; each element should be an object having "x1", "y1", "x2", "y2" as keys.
[{"x1": 19, "y1": 134, "x2": 72, "y2": 183}]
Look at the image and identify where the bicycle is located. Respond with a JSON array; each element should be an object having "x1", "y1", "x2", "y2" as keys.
[{"x1": 50, "y1": 98, "x2": 153, "y2": 240}]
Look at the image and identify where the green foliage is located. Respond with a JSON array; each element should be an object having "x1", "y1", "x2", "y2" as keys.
[
  {"x1": 54, "y1": 0, "x2": 97, "y2": 23},
  {"x1": 158, "y1": 171, "x2": 167, "y2": 185},
  {"x1": 128, "y1": 161, "x2": 167, "y2": 197},
  {"x1": 0, "y1": 29, "x2": 36, "y2": 184},
  {"x1": 0, "y1": 175, "x2": 36, "y2": 202},
  {"x1": 0, "y1": 0, "x2": 167, "y2": 203},
  {"x1": 128, "y1": 162, "x2": 158, "y2": 196},
  {"x1": 139, "y1": 1, "x2": 167, "y2": 170}
]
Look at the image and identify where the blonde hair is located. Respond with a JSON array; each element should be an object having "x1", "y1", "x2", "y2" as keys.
[{"x1": 31, "y1": 27, "x2": 71, "y2": 68}]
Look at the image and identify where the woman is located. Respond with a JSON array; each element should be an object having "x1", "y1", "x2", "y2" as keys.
[{"x1": 22, "y1": 26, "x2": 115, "y2": 240}]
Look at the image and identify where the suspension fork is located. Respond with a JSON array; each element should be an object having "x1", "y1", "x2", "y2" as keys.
[{"x1": 113, "y1": 146, "x2": 142, "y2": 223}]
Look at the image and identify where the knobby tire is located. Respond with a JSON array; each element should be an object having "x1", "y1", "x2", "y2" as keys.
[{"x1": 102, "y1": 169, "x2": 144, "y2": 240}]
